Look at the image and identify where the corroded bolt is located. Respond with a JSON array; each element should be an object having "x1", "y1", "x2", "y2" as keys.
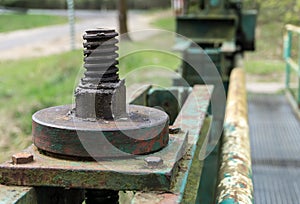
[
  {"x1": 75, "y1": 28, "x2": 126, "y2": 120},
  {"x1": 169, "y1": 126, "x2": 181, "y2": 134},
  {"x1": 12, "y1": 152, "x2": 34, "y2": 164},
  {"x1": 144, "y1": 156, "x2": 163, "y2": 168}
]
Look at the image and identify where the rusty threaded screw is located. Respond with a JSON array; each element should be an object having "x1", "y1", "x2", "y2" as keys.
[
  {"x1": 82, "y1": 29, "x2": 119, "y2": 84},
  {"x1": 75, "y1": 28, "x2": 126, "y2": 120}
]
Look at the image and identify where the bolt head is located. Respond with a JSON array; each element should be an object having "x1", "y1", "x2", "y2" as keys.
[
  {"x1": 169, "y1": 126, "x2": 181, "y2": 134},
  {"x1": 12, "y1": 152, "x2": 34, "y2": 165},
  {"x1": 144, "y1": 156, "x2": 163, "y2": 168}
]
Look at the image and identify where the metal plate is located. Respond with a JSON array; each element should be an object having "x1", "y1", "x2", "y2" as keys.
[{"x1": 0, "y1": 131, "x2": 187, "y2": 191}]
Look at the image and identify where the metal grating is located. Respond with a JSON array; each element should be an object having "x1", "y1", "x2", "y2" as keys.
[{"x1": 248, "y1": 94, "x2": 300, "y2": 204}]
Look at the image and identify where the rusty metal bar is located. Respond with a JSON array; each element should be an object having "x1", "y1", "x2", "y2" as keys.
[
  {"x1": 215, "y1": 68, "x2": 253, "y2": 203},
  {"x1": 131, "y1": 85, "x2": 213, "y2": 203}
]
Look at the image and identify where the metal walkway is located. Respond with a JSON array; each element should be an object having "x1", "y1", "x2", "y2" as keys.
[{"x1": 248, "y1": 94, "x2": 300, "y2": 203}]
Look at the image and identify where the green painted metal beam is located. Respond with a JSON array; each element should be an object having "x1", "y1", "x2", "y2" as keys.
[
  {"x1": 284, "y1": 24, "x2": 300, "y2": 110},
  {"x1": 131, "y1": 85, "x2": 213, "y2": 203},
  {"x1": 0, "y1": 185, "x2": 36, "y2": 204}
]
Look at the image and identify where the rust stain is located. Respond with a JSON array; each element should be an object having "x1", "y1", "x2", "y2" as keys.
[{"x1": 216, "y1": 68, "x2": 254, "y2": 204}]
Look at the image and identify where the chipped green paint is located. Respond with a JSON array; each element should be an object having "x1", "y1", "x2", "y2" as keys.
[
  {"x1": 0, "y1": 128, "x2": 187, "y2": 191},
  {"x1": 32, "y1": 105, "x2": 169, "y2": 159},
  {"x1": 219, "y1": 198, "x2": 236, "y2": 204},
  {"x1": 132, "y1": 85, "x2": 213, "y2": 203},
  {"x1": 181, "y1": 117, "x2": 211, "y2": 203},
  {"x1": 0, "y1": 85, "x2": 212, "y2": 203},
  {"x1": 216, "y1": 68, "x2": 253, "y2": 204},
  {"x1": 0, "y1": 185, "x2": 37, "y2": 204}
]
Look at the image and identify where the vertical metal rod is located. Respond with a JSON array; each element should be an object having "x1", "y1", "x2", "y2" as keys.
[
  {"x1": 297, "y1": 33, "x2": 300, "y2": 108},
  {"x1": 67, "y1": 0, "x2": 75, "y2": 50},
  {"x1": 284, "y1": 31, "x2": 292, "y2": 90}
]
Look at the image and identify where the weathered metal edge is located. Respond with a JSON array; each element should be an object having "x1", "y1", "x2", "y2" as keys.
[
  {"x1": 0, "y1": 130, "x2": 187, "y2": 191},
  {"x1": 131, "y1": 85, "x2": 213, "y2": 203},
  {"x1": 215, "y1": 68, "x2": 254, "y2": 204},
  {"x1": 0, "y1": 185, "x2": 37, "y2": 204},
  {"x1": 181, "y1": 116, "x2": 212, "y2": 203}
]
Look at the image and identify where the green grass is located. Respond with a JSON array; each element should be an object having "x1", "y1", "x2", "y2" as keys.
[
  {"x1": 0, "y1": 50, "x2": 82, "y2": 161},
  {"x1": 245, "y1": 60, "x2": 285, "y2": 75},
  {"x1": 0, "y1": 14, "x2": 68, "y2": 32},
  {"x1": 151, "y1": 16, "x2": 175, "y2": 32}
]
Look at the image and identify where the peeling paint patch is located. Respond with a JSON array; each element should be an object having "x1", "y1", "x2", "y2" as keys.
[{"x1": 216, "y1": 68, "x2": 254, "y2": 204}]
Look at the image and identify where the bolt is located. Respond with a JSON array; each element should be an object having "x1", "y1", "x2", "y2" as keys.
[
  {"x1": 169, "y1": 126, "x2": 181, "y2": 134},
  {"x1": 144, "y1": 156, "x2": 163, "y2": 168},
  {"x1": 12, "y1": 152, "x2": 34, "y2": 164},
  {"x1": 75, "y1": 28, "x2": 126, "y2": 120}
]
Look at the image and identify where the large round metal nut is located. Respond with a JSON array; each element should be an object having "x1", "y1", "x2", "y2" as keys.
[
  {"x1": 12, "y1": 152, "x2": 34, "y2": 164},
  {"x1": 144, "y1": 156, "x2": 163, "y2": 168}
]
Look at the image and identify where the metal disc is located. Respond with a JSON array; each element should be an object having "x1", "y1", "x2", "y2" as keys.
[{"x1": 32, "y1": 105, "x2": 169, "y2": 160}]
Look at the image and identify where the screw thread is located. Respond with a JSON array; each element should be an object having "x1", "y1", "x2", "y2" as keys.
[
  {"x1": 81, "y1": 29, "x2": 119, "y2": 87},
  {"x1": 75, "y1": 28, "x2": 126, "y2": 119}
]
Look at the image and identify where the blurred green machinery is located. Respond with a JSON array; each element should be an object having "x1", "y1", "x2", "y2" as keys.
[{"x1": 174, "y1": 0, "x2": 257, "y2": 90}]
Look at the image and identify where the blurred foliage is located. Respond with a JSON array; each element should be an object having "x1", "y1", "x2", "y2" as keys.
[
  {"x1": 0, "y1": 0, "x2": 171, "y2": 10},
  {"x1": 244, "y1": 0, "x2": 300, "y2": 24}
]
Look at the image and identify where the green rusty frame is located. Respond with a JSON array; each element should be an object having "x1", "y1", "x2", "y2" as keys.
[
  {"x1": 0, "y1": 85, "x2": 213, "y2": 203},
  {"x1": 132, "y1": 85, "x2": 214, "y2": 203},
  {"x1": 0, "y1": 132, "x2": 187, "y2": 191},
  {"x1": 284, "y1": 24, "x2": 300, "y2": 116}
]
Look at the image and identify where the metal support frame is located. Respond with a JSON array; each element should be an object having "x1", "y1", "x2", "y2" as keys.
[
  {"x1": 0, "y1": 85, "x2": 213, "y2": 203},
  {"x1": 284, "y1": 24, "x2": 300, "y2": 116}
]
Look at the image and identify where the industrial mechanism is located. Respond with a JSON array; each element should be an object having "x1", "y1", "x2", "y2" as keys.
[
  {"x1": 174, "y1": 0, "x2": 257, "y2": 90},
  {"x1": 0, "y1": 1, "x2": 257, "y2": 203},
  {"x1": 33, "y1": 29, "x2": 169, "y2": 160}
]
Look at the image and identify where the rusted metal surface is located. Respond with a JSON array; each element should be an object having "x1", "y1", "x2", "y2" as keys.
[
  {"x1": 0, "y1": 130, "x2": 187, "y2": 190},
  {"x1": 32, "y1": 28, "x2": 171, "y2": 160},
  {"x1": 132, "y1": 192, "x2": 178, "y2": 204},
  {"x1": 32, "y1": 104, "x2": 169, "y2": 159},
  {"x1": 0, "y1": 185, "x2": 36, "y2": 204},
  {"x1": 12, "y1": 152, "x2": 34, "y2": 165},
  {"x1": 132, "y1": 85, "x2": 213, "y2": 203},
  {"x1": 216, "y1": 68, "x2": 253, "y2": 204},
  {"x1": 0, "y1": 85, "x2": 211, "y2": 203},
  {"x1": 75, "y1": 29, "x2": 126, "y2": 119}
]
